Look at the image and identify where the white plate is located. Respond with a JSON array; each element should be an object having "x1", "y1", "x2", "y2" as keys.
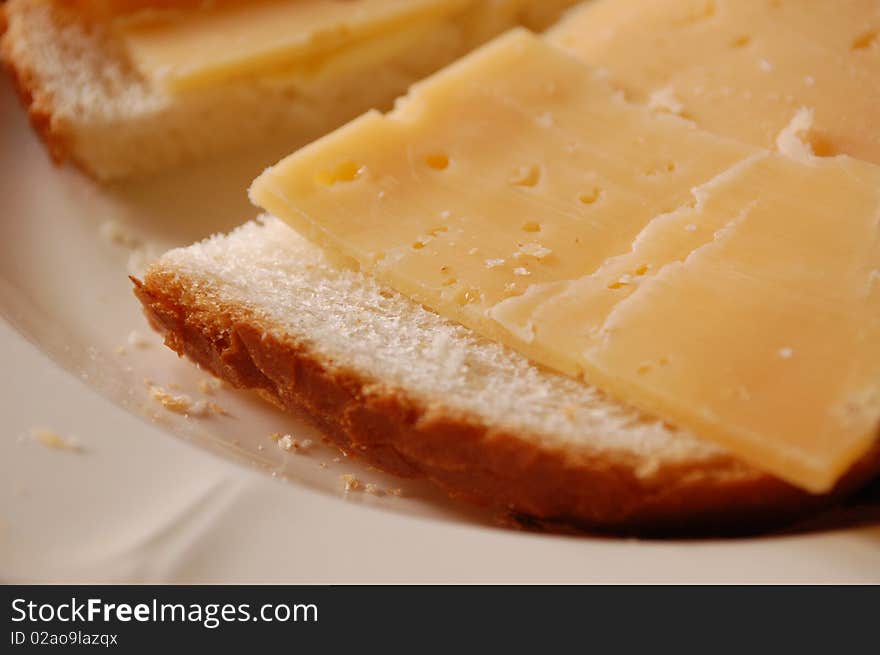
[{"x1": 1, "y1": 79, "x2": 879, "y2": 583}]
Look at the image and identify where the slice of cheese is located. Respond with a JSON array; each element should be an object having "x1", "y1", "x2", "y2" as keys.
[
  {"x1": 495, "y1": 153, "x2": 880, "y2": 492},
  {"x1": 119, "y1": 0, "x2": 469, "y2": 91},
  {"x1": 549, "y1": 0, "x2": 880, "y2": 164},
  {"x1": 253, "y1": 31, "x2": 754, "y2": 312},
  {"x1": 588, "y1": 155, "x2": 880, "y2": 494},
  {"x1": 250, "y1": 30, "x2": 880, "y2": 492}
]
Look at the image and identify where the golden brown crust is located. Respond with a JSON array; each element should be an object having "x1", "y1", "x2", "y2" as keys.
[
  {"x1": 132, "y1": 268, "x2": 880, "y2": 535},
  {"x1": 2, "y1": 2, "x2": 70, "y2": 164},
  {"x1": 1, "y1": 0, "x2": 101, "y2": 178}
]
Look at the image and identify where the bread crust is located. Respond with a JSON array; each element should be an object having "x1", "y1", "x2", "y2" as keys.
[
  {"x1": 1, "y1": 0, "x2": 95, "y2": 176},
  {"x1": 131, "y1": 267, "x2": 880, "y2": 534}
]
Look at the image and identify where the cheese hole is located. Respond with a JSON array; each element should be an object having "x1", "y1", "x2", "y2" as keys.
[
  {"x1": 578, "y1": 188, "x2": 603, "y2": 205},
  {"x1": 425, "y1": 153, "x2": 450, "y2": 170},
  {"x1": 679, "y1": 0, "x2": 716, "y2": 23},
  {"x1": 522, "y1": 221, "x2": 542, "y2": 233},
  {"x1": 644, "y1": 162, "x2": 677, "y2": 176},
  {"x1": 852, "y1": 29, "x2": 879, "y2": 50},
  {"x1": 412, "y1": 241, "x2": 425, "y2": 250},
  {"x1": 453, "y1": 287, "x2": 480, "y2": 305},
  {"x1": 807, "y1": 133, "x2": 837, "y2": 157},
  {"x1": 315, "y1": 161, "x2": 364, "y2": 186},
  {"x1": 510, "y1": 165, "x2": 542, "y2": 187},
  {"x1": 730, "y1": 34, "x2": 751, "y2": 48},
  {"x1": 637, "y1": 357, "x2": 670, "y2": 375},
  {"x1": 634, "y1": 264, "x2": 650, "y2": 276}
]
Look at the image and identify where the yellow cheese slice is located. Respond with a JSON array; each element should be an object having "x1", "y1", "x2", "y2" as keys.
[
  {"x1": 118, "y1": 0, "x2": 469, "y2": 91},
  {"x1": 253, "y1": 31, "x2": 753, "y2": 311},
  {"x1": 251, "y1": 30, "x2": 880, "y2": 492},
  {"x1": 549, "y1": 0, "x2": 880, "y2": 164},
  {"x1": 585, "y1": 155, "x2": 880, "y2": 494},
  {"x1": 496, "y1": 153, "x2": 880, "y2": 492}
]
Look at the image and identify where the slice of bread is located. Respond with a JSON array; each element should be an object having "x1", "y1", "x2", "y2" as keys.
[
  {"x1": 132, "y1": 216, "x2": 880, "y2": 534},
  {"x1": 1, "y1": 0, "x2": 579, "y2": 181}
]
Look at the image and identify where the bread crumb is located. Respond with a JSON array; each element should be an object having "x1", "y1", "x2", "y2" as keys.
[
  {"x1": 29, "y1": 428, "x2": 85, "y2": 454},
  {"x1": 276, "y1": 434, "x2": 313, "y2": 453},
  {"x1": 150, "y1": 385, "x2": 196, "y2": 414},
  {"x1": 485, "y1": 258, "x2": 506, "y2": 268},
  {"x1": 127, "y1": 330, "x2": 149, "y2": 348},
  {"x1": 758, "y1": 58, "x2": 774, "y2": 73},
  {"x1": 333, "y1": 456, "x2": 341, "y2": 463},
  {"x1": 198, "y1": 378, "x2": 221, "y2": 395},
  {"x1": 803, "y1": 75, "x2": 815, "y2": 86},
  {"x1": 364, "y1": 483, "x2": 381, "y2": 495},
  {"x1": 319, "y1": 462, "x2": 328, "y2": 469},
  {"x1": 778, "y1": 347, "x2": 794, "y2": 359},
  {"x1": 208, "y1": 401, "x2": 227, "y2": 416},
  {"x1": 148, "y1": 385, "x2": 224, "y2": 417},
  {"x1": 387, "y1": 488, "x2": 403, "y2": 497},
  {"x1": 513, "y1": 267, "x2": 530, "y2": 276},
  {"x1": 341, "y1": 474, "x2": 360, "y2": 492}
]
